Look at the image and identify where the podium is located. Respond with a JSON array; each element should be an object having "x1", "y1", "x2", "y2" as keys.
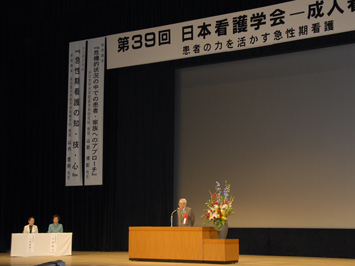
[{"x1": 129, "y1": 227, "x2": 239, "y2": 263}]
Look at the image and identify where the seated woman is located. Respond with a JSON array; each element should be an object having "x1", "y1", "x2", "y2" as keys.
[
  {"x1": 48, "y1": 214, "x2": 63, "y2": 233},
  {"x1": 23, "y1": 217, "x2": 38, "y2": 233}
]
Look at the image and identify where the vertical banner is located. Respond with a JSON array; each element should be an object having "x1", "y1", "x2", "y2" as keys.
[
  {"x1": 66, "y1": 41, "x2": 86, "y2": 186},
  {"x1": 85, "y1": 37, "x2": 105, "y2": 185}
]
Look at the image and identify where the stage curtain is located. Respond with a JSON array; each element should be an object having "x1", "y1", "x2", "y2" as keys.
[{"x1": 2, "y1": 0, "x2": 352, "y2": 253}]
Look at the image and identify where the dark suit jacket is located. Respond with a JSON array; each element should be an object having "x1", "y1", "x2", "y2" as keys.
[{"x1": 177, "y1": 207, "x2": 195, "y2": 227}]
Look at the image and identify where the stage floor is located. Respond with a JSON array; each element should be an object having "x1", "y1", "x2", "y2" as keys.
[{"x1": 0, "y1": 252, "x2": 354, "y2": 266}]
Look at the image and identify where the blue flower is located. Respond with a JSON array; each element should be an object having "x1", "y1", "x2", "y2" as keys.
[{"x1": 216, "y1": 181, "x2": 221, "y2": 192}]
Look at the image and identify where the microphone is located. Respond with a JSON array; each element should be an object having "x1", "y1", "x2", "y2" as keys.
[
  {"x1": 170, "y1": 208, "x2": 179, "y2": 227},
  {"x1": 171, "y1": 207, "x2": 179, "y2": 217},
  {"x1": 183, "y1": 214, "x2": 188, "y2": 225}
]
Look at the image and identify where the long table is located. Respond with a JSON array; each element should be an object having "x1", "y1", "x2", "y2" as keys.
[
  {"x1": 11, "y1": 233, "x2": 72, "y2": 257},
  {"x1": 129, "y1": 227, "x2": 239, "y2": 263}
]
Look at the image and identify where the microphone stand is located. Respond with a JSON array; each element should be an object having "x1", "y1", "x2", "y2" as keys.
[{"x1": 170, "y1": 208, "x2": 179, "y2": 227}]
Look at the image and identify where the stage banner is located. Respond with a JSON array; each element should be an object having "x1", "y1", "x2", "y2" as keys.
[
  {"x1": 107, "y1": 0, "x2": 355, "y2": 69},
  {"x1": 84, "y1": 37, "x2": 105, "y2": 186},
  {"x1": 66, "y1": 41, "x2": 86, "y2": 186}
]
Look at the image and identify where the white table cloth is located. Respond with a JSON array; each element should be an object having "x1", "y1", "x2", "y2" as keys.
[{"x1": 11, "y1": 233, "x2": 72, "y2": 257}]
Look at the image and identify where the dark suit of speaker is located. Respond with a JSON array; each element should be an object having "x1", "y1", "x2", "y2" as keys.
[{"x1": 177, "y1": 207, "x2": 195, "y2": 227}]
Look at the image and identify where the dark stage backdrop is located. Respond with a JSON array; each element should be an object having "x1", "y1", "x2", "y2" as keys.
[{"x1": 2, "y1": 0, "x2": 355, "y2": 258}]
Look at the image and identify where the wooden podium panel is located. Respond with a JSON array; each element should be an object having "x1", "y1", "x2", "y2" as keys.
[
  {"x1": 129, "y1": 227, "x2": 238, "y2": 263},
  {"x1": 203, "y1": 239, "x2": 239, "y2": 262}
]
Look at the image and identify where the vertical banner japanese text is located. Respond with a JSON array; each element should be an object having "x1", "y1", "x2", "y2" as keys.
[
  {"x1": 85, "y1": 37, "x2": 105, "y2": 186},
  {"x1": 66, "y1": 41, "x2": 86, "y2": 186}
]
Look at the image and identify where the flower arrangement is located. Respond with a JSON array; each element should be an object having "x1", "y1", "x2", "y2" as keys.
[{"x1": 201, "y1": 180, "x2": 234, "y2": 231}]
